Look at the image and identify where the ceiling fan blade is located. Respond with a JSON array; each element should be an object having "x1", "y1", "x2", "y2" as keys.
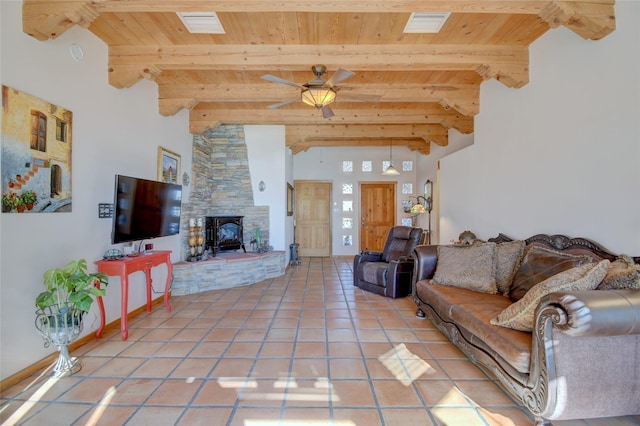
[
  {"x1": 261, "y1": 74, "x2": 306, "y2": 89},
  {"x1": 339, "y1": 93, "x2": 381, "y2": 102},
  {"x1": 266, "y1": 99, "x2": 299, "y2": 109},
  {"x1": 326, "y1": 68, "x2": 355, "y2": 87},
  {"x1": 321, "y1": 105, "x2": 335, "y2": 119}
]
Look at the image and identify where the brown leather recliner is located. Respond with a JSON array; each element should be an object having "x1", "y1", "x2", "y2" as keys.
[{"x1": 353, "y1": 226, "x2": 424, "y2": 298}]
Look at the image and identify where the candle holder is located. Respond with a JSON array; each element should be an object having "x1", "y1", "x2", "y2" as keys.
[{"x1": 187, "y1": 217, "x2": 204, "y2": 261}]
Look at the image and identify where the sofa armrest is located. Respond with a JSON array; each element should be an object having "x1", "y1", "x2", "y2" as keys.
[
  {"x1": 412, "y1": 245, "x2": 438, "y2": 282},
  {"x1": 526, "y1": 288, "x2": 640, "y2": 421},
  {"x1": 358, "y1": 251, "x2": 383, "y2": 262},
  {"x1": 538, "y1": 289, "x2": 640, "y2": 337}
]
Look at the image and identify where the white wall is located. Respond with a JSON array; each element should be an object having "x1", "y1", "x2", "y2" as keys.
[
  {"x1": 0, "y1": 2, "x2": 191, "y2": 379},
  {"x1": 244, "y1": 125, "x2": 288, "y2": 255},
  {"x1": 439, "y1": 2, "x2": 640, "y2": 255},
  {"x1": 294, "y1": 145, "x2": 420, "y2": 255}
]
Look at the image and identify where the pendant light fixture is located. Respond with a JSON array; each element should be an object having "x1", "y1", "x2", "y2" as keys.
[{"x1": 382, "y1": 140, "x2": 400, "y2": 175}]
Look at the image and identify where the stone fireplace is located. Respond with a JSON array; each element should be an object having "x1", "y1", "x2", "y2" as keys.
[
  {"x1": 206, "y1": 215, "x2": 245, "y2": 255},
  {"x1": 179, "y1": 124, "x2": 269, "y2": 261}
]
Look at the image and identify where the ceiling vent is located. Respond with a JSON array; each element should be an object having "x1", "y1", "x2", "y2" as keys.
[
  {"x1": 177, "y1": 12, "x2": 225, "y2": 34},
  {"x1": 403, "y1": 12, "x2": 451, "y2": 33}
]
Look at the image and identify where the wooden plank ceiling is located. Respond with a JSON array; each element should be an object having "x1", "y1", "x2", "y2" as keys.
[{"x1": 22, "y1": 1, "x2": 615, "y2": 155}]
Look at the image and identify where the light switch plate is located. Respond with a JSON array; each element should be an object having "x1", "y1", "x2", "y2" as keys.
[{"x1": 99, "y1": 203, "x2": 113, "y2": 218}]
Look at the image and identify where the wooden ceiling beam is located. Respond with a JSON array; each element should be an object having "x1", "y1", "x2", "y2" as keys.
[
  {"x1": 286, "y1": 124, "x2": 446, "y2": 142},
  {"x1": 22, "y1": 1, "x2": 98, "y2": 41},
  {"x1": 23, "y1": 1, "x2": 615, "y2": 41},
  {"x1": 288, "y1": 138, "x2": 431, "y2": 156},
  {"x1": 189, "y1": 107, "x2": 472, "y2": 135},
  {"x1": 158, "y1": 83, "x2": 480, "y2": 116},
  {"x1": 109, "y1": 43, "x2": 529, "y2": 89},
  {"x1": 82, "y1": 0, "x2": 612, "y2": 15}
]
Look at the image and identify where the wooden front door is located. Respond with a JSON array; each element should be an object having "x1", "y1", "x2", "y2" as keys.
[
  {"x1": 360, "y1": 182, "x2": 396, "y2": 252},
  {"x1": 294, "y1": 180, "x2": 332, "y2": 257}
]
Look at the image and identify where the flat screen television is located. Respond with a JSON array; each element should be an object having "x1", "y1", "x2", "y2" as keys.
[{"x1": 111, "y1": 174, "x2": 182, "y2": 244}]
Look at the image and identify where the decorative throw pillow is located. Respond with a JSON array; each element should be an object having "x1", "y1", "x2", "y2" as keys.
[
  {"x1": 495, "y1": 240, "x2": 526, "y2": 295},
  {"x1": 597, "y1": 255, "x2": 640, "y2": 290},
  {"x1": 432, "y1": 243, "x2": 498, "y2": 294},
  {"x1": 491, "y1": 259, "x2": 609, "y2": 332},
  {"x1": 508, "y1": 246, "x2": 593, "y2": 301}
]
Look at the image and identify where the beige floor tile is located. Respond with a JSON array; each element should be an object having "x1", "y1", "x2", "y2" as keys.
[
  {"x1": 432, "y1": 407, "x2": 490, "y2": 425},
  {"x1": 330, "y1": 358, "x2": 369, "y2": 380},
  {"x1": 57, "y1": 377, "x2": 122, "y2": 403},
  {"x1": 177, "y1": 407, "x2": 233, "y2": 425},
  {"x1": 119, "y1": 341, "x2": 164, "y2": 357},
  {"x1": 125, "y1": 405, "x2": 184, "y2": 425},
  {"x1": 328, "y1": 342, "x2": 362, "y2": 358},
  {"x1": 92, "y1": 357, "x2": 145, "y2": 377},
  {"x1": 170, "y1": 358, "x2": 217, "y2": 379},
  {"x1": 250, "y1": 358, "x2": 292, "y2": 379},
  {"x1": 145, "y1": 378, "x2": 202, "y2": 405},
  {"x1": 258, "y1": 341, "x2": 294, "y2": 358},
  {"x1": 290, "y1": 358, "x2": 328, "y2": 379},
  {"x1": 191, "y1": 380, "x2": 240, "y2": 406},
  {"x1": 19, "y1": 402, "x2": 91, "y2": 425},
  {"x1": 333, "y1": 408, "x2": 383, "y2": 425},
  {"x1": 154, "y1": 341, "x2": 197, "y2": 357},
  {"x1": 77, "y1": 405, "x2": 138, "y2": 426},
  {"x1": 224, "y1": 341, "x2": 262, "y2": 357},
  {"x1": 371, "y1": 379, "x2": 423, "y2": 407},
  {"x1": 229, "y1": 407, "x2": 282, "y2": 426},
  {"x1": 331, "y1": 380, "x2": 377, "y2": 407},
  {"x1": 209, "y1": 358, "x2": 255, "y2": 379},
  {"x1": 189, "y1": 341, "x2": 229, "y2": 357},
  {"x1": 380, "y1": 407, "x2": 435, "y2": 426},
  {"x1": 129, "y1": 357, "x2": 182, "y2": 378},
  {"x1": 294, "y1": 341, "x2": 327, "y2": 358},
  {"x1": 109, "y1": 378, "x2": 162, "y2": 404},
  {"x1": 414, "y1": 380, "x2": 471, "y2": 407}
]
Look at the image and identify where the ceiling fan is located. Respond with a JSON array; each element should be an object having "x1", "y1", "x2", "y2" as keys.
[{"x1": 261, "y1": 65, "x2": 363, "y2": 119}]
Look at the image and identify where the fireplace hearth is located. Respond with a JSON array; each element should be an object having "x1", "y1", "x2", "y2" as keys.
[{"x1": 206, "y1": 216, "x2": 246, "y2": 256}]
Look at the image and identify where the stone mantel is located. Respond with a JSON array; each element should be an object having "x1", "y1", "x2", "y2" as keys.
[{"x1": 171, "y1": 251, "x2": 285, "y2": 295}]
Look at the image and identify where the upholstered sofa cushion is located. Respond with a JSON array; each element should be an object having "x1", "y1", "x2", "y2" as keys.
[
  {"x1": 416, "y1": 281, "x2": 532, "y2": 373},
  {"x1": 495, "y1": 240, "x2": 526, "y2": 295},
  {"x1": 508, "y1": 246, "x2": 593, "y2": 301},
  {"x1": 432, "y1": 243, "x2": 497, "y2": 294},
  {"x1": 598, "y1": 255, "x2": 640, "y2": 290},
  {"x1": 491, "y1": 260, "x2": 610, "y2": 331}
]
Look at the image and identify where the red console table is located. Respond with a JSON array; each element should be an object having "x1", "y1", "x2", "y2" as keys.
[{"x1": 95, "y1": 250, "x2": 172, "y2": 340}]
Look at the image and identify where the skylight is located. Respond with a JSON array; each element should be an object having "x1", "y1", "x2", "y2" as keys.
[
  {"x1": 177, "y1": 12, "x2": 225, "y2": 34},
  {"x1": 403, "y1": 12, "x2": 451, "y2": 33}
]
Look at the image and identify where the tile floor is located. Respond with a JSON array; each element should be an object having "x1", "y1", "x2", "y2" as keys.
[{"x1": 1, "y1": 257, "x2": 639, "y2": 426}]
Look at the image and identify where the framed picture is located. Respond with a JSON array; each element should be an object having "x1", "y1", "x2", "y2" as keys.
[
  {"x1": 157, "y1": 147, "x2": 180, "y2": 184},
  {"x1": 287, "y1": 183, "x2": 294, "y2": 216}
]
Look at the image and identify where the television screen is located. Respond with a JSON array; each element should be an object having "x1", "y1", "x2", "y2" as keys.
[{"x1": 112, "y1": 175, "x2": 182, "y2": 244}]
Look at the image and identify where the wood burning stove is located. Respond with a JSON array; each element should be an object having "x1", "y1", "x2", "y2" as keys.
[{"x1": 205, "y1": 216, "x2": 246, "y2": 256}]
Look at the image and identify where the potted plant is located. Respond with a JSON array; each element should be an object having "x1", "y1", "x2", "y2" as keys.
[
  {"x1": 35, "y1": 259, "x2": 108, "y2": 376},
  {"x1": 36, "y1": 259, "x2": 108, "y2": 323},
  {"x1": 14, "y1": 194, "x2": 25, "y2": 213},
  {"x1": 2, "y1": 192, "x2": 17, "y2": 212},
  {"x1": 21, "y1": 190, "x2": 38, "y2": 210}
]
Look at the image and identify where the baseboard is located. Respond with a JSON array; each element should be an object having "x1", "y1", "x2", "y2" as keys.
[{"x1": 0, "y1": 294, "x2": 169, "y2": 391}]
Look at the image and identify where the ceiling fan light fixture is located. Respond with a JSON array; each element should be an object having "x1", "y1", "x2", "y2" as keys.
[{"x1": 301, "y1": 87, "x2": 336, "y2": 109}]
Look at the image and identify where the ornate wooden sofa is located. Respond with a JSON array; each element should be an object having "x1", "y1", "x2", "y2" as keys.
[{"x1": 412, "y1": 233, "x2": 640, "y2": 425}]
